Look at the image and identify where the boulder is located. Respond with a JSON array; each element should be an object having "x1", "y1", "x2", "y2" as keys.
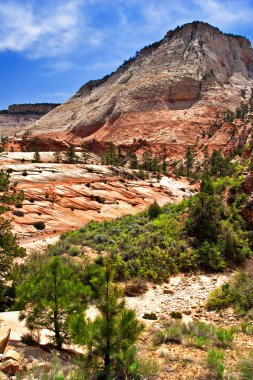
[
  {"x1": 0, "y1": 330, "x2": 11, "y2": 355},
  {"x1": 0, "y1": 359, "x2": 20, "y2": 375},
  {"x1": 3, "y1": 349, "x2": 21, "y2": 362}
]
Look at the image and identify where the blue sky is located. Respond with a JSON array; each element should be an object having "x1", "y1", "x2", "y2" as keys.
[{"x1": 1, "y1": 0, "x2": 253, "y2": 110}]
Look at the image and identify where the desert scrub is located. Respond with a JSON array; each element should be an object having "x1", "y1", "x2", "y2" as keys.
[
  {"x1": 206, "y1": 284, "x2": 234, "y2": 311},
  {"x1": 206, "y1": 270, "x2": 253, "y2": 316},
  {"x1": 153, "y1": 320, "x2": 235, "y2": 349},
  {"x1": 240, "y1": 351, "x2": 253, "y2": 379},
  {"x1": 33, "y1": 221, "x2": 46, "y2": 230},
  {"x1": 153, "y1": 320, "x2": 185, "y2": 345},
  {"x1": 207, "y1": 349, "x2": 225, "y2": 380},
  {"x1": 142, "y1": 312, "x2": 157, "y2": 320}
]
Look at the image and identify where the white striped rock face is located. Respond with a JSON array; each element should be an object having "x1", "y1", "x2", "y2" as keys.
[{"x1": 26, "y1": 22, "x2": 253, "y2": 156}]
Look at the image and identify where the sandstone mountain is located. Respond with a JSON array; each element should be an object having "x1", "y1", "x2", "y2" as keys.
[
  {"x1": 24, "y1": 22, "x2": 253, "y2": 157},
  {"x1": 0, "y1": 103, "x2": 60, "y2": 137}
]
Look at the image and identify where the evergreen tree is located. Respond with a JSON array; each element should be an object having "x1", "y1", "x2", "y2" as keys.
[
  {"x1": 65, "y1": 144, "x2": 78, "y2": 164},
  {"x1": 117, "y1": 146, "x2": 125, "y2": 167},
  {"x1": 142, "y1": 150, "x2": 153, "y2": 171},
  {"x1": 33, "y1": 149, "x2": 41, "y2": 163},
  {"x1": 0, "y1": 218, "x2": 25, "y2": 310},
  {"x1": 105, "y1": 143, "x2": 118, "y2": 167},
  {"x1": 53, "y1": 149, "x2": 62, "y2": 163},
  {"x1": 71, "y1": 265, "x2": 143, "y2": 378},
  {"x1": 185, "y1": 147, "x2": 195, "y2": 176},
  {"x1": 148, "y1": 200, "x2": 161, "y2": 218},
  {"x1": 162, "y1": 145, "x2": 167, "y2": 175},
  {"x1": 129, "y1": 153, "x2": 138, "y2": 169},
  {"x1": 185, "y1": 184, "x2": 223, "y2": 243},
  {"x1": 16, "y1": 255, "x2": 89, "y2": 350},
  {"x1": 81, "y1": 142, "x2": 89, "y2": 164},
  {"x1": 0, "y1": 137, "x2": 8, "y2": 153}
]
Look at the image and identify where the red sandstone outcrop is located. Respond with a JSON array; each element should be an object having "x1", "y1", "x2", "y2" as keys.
[
  {"x1": 0, "y1": 152, "x2": 197, "y2": 242},
  {"x1": 24, "y1": 22, "x2": 253, "y2": 158}
]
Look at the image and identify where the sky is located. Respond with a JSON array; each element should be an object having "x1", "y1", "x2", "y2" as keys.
[{"x1": 1, "y1": 0, "x2": 253, "y2": 110}]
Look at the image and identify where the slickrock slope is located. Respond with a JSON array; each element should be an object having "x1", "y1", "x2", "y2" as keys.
[
  {"x1": 0, "y1": 152, "x2": 196, "y2": 243},
  {"x1": 25, "y1": 22, "x2": 253, "y2": 158}
]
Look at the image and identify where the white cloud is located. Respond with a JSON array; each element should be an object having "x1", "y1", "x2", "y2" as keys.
[
  {"x1": 0, "y1": 0, "x2": 85, "y2": 58},
  {"x1": 193, "y1": 0, "x2": 253, "y2": 27}
]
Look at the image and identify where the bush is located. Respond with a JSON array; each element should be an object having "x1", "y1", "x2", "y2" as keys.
[
  {"x1": 69, "y1": 245, "x2": 80, "y2": 256},
  {"x1": 170, "y1": 311, "x2": 182, "y2": 319},
  {"x1": 12, "y1": 210, "x2": 24, "y2": 217},
  {"x1": 207, "y1": 349, "x2": 225, "y2": 379},
  {"x1": 240, "y1": 351, "x2": 253, "y2": 380},
  {"x1": 124, "y1": 279, "x2": 148, "y2": 297},
  {"x1": 22, "y1": 170, "x2": 28, "y2": 176},
  {"x1": 241, "y1": 322, "x2": 253, "y2": 335},
  {"x1": 21, "y1": 332, "x2": 40, "y2": 346},
  {"x1": 148, "y1": 200, "x2": 161, "y2": 218},
  {"x1": 33, "y1": 221, "x2": 45, "y2": 230},
  {"x1": 215, "y1": 326, "x2": 235, "y2": 348},
  {"x1": 206, "y1": 284, "x2": 234, "y2": 311},
  {"x1": 142, "y1": 312, "x2": 157, "y2": 320},
  {"x1": 153, "y1": 321, "x2": 184, "y2": 345}
]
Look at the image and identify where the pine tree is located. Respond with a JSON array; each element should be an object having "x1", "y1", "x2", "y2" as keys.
[
  {"x1": 53, "y1": 149, "x2": 62, "y2": 163},
  {"x1": 65, "y1": 144, "x2": 78, "y2": 164},
  {"x1": 70, "y1": 265, "x2": 143, "y2": 378},
  {"x1": 16, "y1": 255, "x2": 89, "y2": 350},
  {"x1": 162, "y1": 145, "x2": 167, "y2": 175},
  {"x1": 142, "y1": 150, "x2": 153, "y2": 171},
  {"x1": 33, "y1": 149, "x2": 41, "y2": 163},
  {"x1": 0, "y1": 218, "x2": 25, "y2": 309},
  {"x1": 148, "y1": 200, "x2": 161, "y2": 218},
  {"x1": 185, "y1": 147, "x2": 195, "y2": 176},
  {"x1": 81, "y1": 142, "x2": 89, "y2": 164},
  {"x1": 105, "y1": 143, "x2": 118, "y2": 167},
  {"x1": 129, "y1": 153, "x2": 138, "y2": 169}
]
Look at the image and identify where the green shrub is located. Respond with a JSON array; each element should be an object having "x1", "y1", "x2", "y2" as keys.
[
  {"x1": 240, "y1": 351, "x2": 253, "y2": 380},
  {"x1": 142, "y1": 312, "x2": 157, "y2": 320},
  {"x1": 206, "y1": 284, "x2": 234, "y2": 311},
  {"x1": 153, "y1": 321, "x2": 184, "y2": 345},
  {"x1": 241, "y1": 322, "x2": 253, "y2": 335},
  {"x1": 207, "y1": 349, "x2": 225, "y2": 379},
  {"x1": 69, "y1": 245, "x2": 80, "y2": 256},
  {"x1": 215, "y1": 326, "x2": 235, "y2": 348},
  {"x1": 33, "y1": 221, "x2": 45, "y2": 230},
  {"x1": 12, "y1": 210, "x2": 24, "y2": 217},
  {"x1": 170, "y1": 311, "x2": 182, "y2": 319},
  {"x1": 148, "y1": 200, "x2": 161, "y2": 218}
]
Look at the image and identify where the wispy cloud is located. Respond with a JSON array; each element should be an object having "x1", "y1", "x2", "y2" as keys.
[
  {"x1": 0, "y1": 0, "x2": 252, "y2": 70},
  {"x1": 0, "y1": 0, "x2": 84, "y2": 58}
]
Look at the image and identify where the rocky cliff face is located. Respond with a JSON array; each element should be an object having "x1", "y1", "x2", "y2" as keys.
[
  {"x1": 0, "y1": 104, "x2": 60, "y2": 137},
  {"x1": 25, "y1": 22, "x2": 253, "y2": 158}
]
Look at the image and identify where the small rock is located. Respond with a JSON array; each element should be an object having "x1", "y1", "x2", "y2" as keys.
[
  {"x1": 3, "y1": 350, "x2": 21, "y2": 362},
  {"x1": 0, "y1": 360, "x2": 19, "y2": 375},
  {"x1": 0, "y1": 371, "x2": 8, "y2": 380},
  {"x1": 163, "y1": 366, "x2": 174, "y2": 373},
  {"x1": 163, "y1": 289, "x2": 174, "y2": 295}
]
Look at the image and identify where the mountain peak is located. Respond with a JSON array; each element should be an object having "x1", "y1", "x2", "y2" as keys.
[{"x1": 25, "y1": 21, "x2": 253, "y2": 160}]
